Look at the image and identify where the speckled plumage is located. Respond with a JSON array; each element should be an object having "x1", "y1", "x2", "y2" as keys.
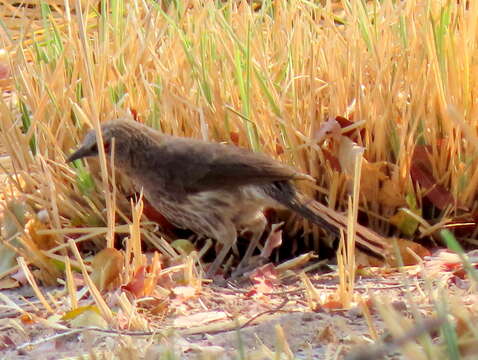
[{"x1": 68, "y1": 118, "x2": 340, "y2": 275}]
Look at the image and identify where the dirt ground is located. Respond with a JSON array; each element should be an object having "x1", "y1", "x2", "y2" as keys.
[{"x1": 2, "y1": 262, "x2": 452, "y2": 360}]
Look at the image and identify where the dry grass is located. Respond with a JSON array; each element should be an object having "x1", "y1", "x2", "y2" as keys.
[{"x1": 1, "y1": 0, "x2": 478, "y2": 358}]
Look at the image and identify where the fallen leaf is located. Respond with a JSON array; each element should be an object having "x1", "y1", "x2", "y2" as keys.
[
  {"x1": 69, "y1": 308, "x2": 108, "y2": 329},
  {"x1": 0, "y1": 277, "x2": 19, "y2": 289},
  {"x1": 410, "y1": 146, "x2": 455, "y2": 210},
  {"x1": 90, "y1": 248, "x2": 124, "y2": 292},
  {"x1": 248, "y1": 263, "x2": 279, "y2": 295},
  {"x1": 26, "y1": 216, "x2": 56, "y2": 250},
  {"x1": 387, "y1": 238, "x2": 431, "y2": 266},
  {"x1": 379, "y1": 178, "x2": 407, "y2": 208},
  {"x1": 322, "y1": 149, "x2": 341, "y2": 171},
  {"x1": 261, "y1": 223, "x2": 283, "y2": 258},
  {"x1": 173, "y1": 311, "x2": 227, "y2": 327},
  {"x1": 122, "y1": 265, "x2": 147, "y2": 297},
  {"x1": 321, "y1": 299, "x2": 344, "y2": 310},
  {"x1": 62, "y1": 305, "x2": 101, "y2": 320}
]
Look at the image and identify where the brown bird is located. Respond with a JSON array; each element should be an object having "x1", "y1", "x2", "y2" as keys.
[{"x1": 68, "y1": 118, "x2": 388, "y2": 275}]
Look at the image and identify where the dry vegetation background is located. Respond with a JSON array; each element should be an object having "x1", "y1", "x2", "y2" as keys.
[{"x1": 0, "y1": 0, "x2": 478, "y2": 359}]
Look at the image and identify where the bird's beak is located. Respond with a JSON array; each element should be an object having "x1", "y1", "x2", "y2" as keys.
[{"x1": 66, "y1": 146, "x2": 93, "y2": 163}]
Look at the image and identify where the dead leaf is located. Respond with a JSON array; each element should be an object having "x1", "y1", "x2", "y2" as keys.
[
  {"x1": 378, "y1": 178, "x2": 407, "y2": 208},
  {"x1": 90, "y1": 248, "x2": 124, "y2": 292},
  {"x1": 410, "y1": 146, "x2": 455, "y2": 210},
  {"x1": 62, "y1": 305, "x2": 101, "y2": 320},
  {"x1": 122, "y1": 265, "x2": 147, "y2": 297},
  {"x1": 360, "y1": 160, "x2": 389, "y2": 201},
  {"x1": 69, "y1": 308, "x2": 108, "y2": 329},
  {"x1": 322, "y1": 149, "x2": 341, "y2": 171},
  {"x1": 320, "y1": 299, "x2": 344, "y2": 310},
  {"x1": 387, "y1": 238, "x2": 431, "y2": 266},
  {"x1": 26, "y1": 216, "x2": 56, "y2": 250},
  {"x1": 248, "y1": 263, "x2": 279, "y2": 296},
  {"x1": 0, "y1": 277, "x2": 20, "y2": 289},
  {"x1": 261, "y1": 223, "x2": 283, "y2": 258},
  {"x1": 389, "y1": 209, "x2": 420, "y2": 236},
  {"x1": 173, "y1": 311, "x2": 227, "y2": 327}
]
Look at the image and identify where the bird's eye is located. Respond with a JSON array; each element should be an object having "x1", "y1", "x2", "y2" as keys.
[{"x1": 104, "y1": 141, "x2": 111, "y2": 153}]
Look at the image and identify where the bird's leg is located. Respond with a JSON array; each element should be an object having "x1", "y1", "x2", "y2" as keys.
[
  {"x1": 206, "y1": 223, "x2": 237, "y2": 277},
  {"x1": 234, "y1": 212, "x2": 267, "y2": 276}
]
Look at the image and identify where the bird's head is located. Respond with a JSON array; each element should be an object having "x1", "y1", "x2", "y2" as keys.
[{"x1": 67, "y1": 118, "x2": 150, "y2": 166}]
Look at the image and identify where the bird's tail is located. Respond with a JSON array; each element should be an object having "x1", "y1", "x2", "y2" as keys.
[{"x1": 264, "y1": 181, "x2": 390, "y2": 259}]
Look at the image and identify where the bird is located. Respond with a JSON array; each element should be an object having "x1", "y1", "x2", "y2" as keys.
[{"x1": 68, "y1": 118, "x2": 389, "y2": 276}]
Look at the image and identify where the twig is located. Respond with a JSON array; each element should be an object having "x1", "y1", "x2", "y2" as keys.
[
  {"x1": 240, "y1": 297, "x2": 290, "y2": 329},
  {"x1": 15, "y1": 327, "x2": 166, "y2": 352}
]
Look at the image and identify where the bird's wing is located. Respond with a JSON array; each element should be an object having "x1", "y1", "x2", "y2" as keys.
[{"x1": 155, "y1": 137, "x2": 312, "y2": 193}]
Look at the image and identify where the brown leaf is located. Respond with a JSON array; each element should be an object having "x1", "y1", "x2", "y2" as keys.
[
  {"x1": 90, "y1": 248, "x2": 124, "y2": 292},
  {"x1": 411, "y1": 146, "x2": 454, "y2": 210},
  {"x1": 320, "y1": 299, "x2": 344, "y2": 310},
  {"x1": 26, "y1": 217, "x2": 56, "y2": 250},
  {"x1": 230, "y1": 131, "x2": 240, "y2": 146},
  {"x1": 0, "y1": 277, "x2": 20, "y2": 290},
  {"x1": 248, "y1": 263, "x2": 279, "y2": 295},
  {"x1": 379, "y1": 178, "x2": 407, "y2": 208},
  {"x1": 122, "y1": 265, "x2": 146, "y2": 297},
  {"x1": 360, "y1": 160, "x2": 388, "y2": 201},
  {"x1": 387, "y1": 238, "x2": 431, "y2": 266},
  {"x1": 69, "y1": 308, "x2": 108, "y2": 329},
  {"x1": 322, "y1": 149, "x2": 341, "y2": 171}
]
